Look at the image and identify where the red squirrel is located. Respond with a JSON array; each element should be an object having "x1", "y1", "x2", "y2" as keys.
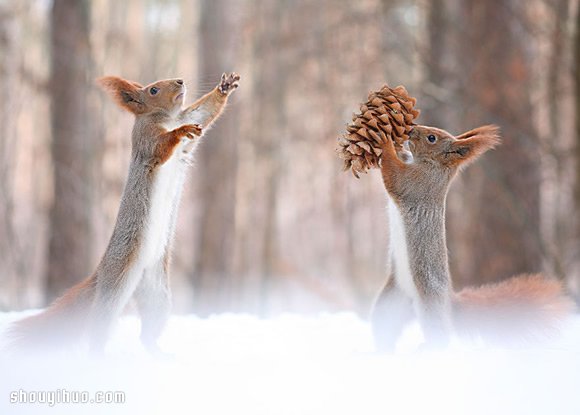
[
  {"x1": 7, "y1": 73, "x2": 240, "y2": 355},
  {"x1": 372, "y1": 125, "x2": 575, "y2": 350}
]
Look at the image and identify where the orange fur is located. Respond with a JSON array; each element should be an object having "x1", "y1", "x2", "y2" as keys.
[
  {"x1": 379, "y1": 129, "x2": 408, "y2": 202},
  {"x1": 155, "y1": 124, "x2": 202, "y2": 166},
  {"x1": 6, "y1": 275, "x2": 96, "y2": 353},
  {"x1": 453, "y1": 274, "x2": 575, "y2": 344}
]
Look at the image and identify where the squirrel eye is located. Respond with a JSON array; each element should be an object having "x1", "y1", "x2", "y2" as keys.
[
  {"x1": 149, "y1": 87, "x2": 159, "y2": 95},
  {"x1": 427, "y1": 134, "x2": 437, "y2": 143}
]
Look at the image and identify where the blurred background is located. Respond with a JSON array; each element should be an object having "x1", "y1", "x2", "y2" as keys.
[{"x1": 0, "y1": 0, "x2": 578, "y2": 316}]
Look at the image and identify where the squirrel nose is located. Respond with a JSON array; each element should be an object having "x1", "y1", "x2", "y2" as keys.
[{"x1": 175, "y1": 79, "x2": 184, "y2": 85}]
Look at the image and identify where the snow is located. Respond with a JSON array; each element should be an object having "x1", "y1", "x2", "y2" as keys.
[{"x1": 1, "y1": 311, "x2": 580, "y2": 415}]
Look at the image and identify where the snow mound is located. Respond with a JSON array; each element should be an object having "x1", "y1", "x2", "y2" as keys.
[{"x1": 1, "y1": 312, "x2": 579, "y2": 415}]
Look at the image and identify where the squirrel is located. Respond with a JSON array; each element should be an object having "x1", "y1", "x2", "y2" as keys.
[
  {"x1": 371, "y1": 124, "x2": 575, "y2": 351},
  {"x1": 7, "y1": 72, "x2": 240, "y2": 355}
]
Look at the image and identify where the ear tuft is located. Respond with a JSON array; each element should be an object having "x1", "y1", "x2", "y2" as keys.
[
  {"x1": 97, "y1": 76, "x2": 146, "y2": 114},
  {"x1": 456, "y1": 124, "x2": 501, "y2": 147},
  {"x1": 448, "y1": 124, "x2": 501, "y2": 168}
]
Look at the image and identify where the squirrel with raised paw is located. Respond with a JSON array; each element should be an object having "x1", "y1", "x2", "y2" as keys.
[{"x1": 7, "y1": 72, "x2": 240, "y2": 356}]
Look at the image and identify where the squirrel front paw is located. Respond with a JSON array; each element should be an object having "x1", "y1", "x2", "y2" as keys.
[
  {"x1": 180, "y1": 124, "x2": 203, "y2": 139},
  {"x1": 218, "y1": 72, "x2": 240, "y2": 95}
]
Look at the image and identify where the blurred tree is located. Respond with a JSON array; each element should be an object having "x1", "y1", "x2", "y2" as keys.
[
  {"x1": 544, "y1": 0, "x2": 572, "y2": 281},
  {"x1": 422, "y1": 0, "x2": 456, "y2": 127},
  {"x1": 451, "y1": 0, "x2": 543, "y2": 286},
  {"x1": 0, "y1": 3, "x2": 20, "y2": 308},
  {"x1": 574, "y1": 0, "x2": 580, "y2": 298},
  {"x1": 250, "y1": 0, "x2": 286, "y2": 313},
  {"x1": 47, "y1": 0, "x2": 100, "y2": 301},
  {"x1": 229, "y1": 0, "x2": 287, "y2": 314},
  {"x1": 192, "y1": 0, "x2": 242, "y2": 315}
]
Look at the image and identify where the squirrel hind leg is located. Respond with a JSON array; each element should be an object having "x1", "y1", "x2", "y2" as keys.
[
  {"x1": 371, "y1": 279, "x2": 415, "y2": 353},
  {"x1": 88, "y1": 268, "x2": 143, "y2": 356},
  {"x1": 134, "y1": 260, "x2": 171, "y2": 355}
]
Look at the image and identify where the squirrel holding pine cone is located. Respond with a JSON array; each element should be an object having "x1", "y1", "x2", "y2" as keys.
[{"x1": 338, "y1": 85, "x2": 575, "y2": 350}]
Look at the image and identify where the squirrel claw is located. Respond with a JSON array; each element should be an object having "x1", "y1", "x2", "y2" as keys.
[
  {"x1": 182, "y1": 123, "x2": 202, "y2": 139},
  {"x1": 218, "y1": 72, "x2": 240, "y2": 95}
]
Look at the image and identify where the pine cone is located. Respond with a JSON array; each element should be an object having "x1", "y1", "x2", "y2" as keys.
[{"x1": 337, "y1": 85, "x2": 420, "y2": 178}]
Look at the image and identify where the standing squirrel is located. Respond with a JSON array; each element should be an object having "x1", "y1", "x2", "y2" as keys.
[
  {"x1": 7, "y1": 72, "x2": 240, "y2": 355},
  {"x1": 372, "y1": 125, "x2": 575, "y2": 351}
]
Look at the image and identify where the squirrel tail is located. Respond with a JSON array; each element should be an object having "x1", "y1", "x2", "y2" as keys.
[
  {"x1": 5, "y1": 275, "x2": 96, "y2": 354},
  {"x1": 452, "y1": 274, "x2": 575, "y2": 344}
]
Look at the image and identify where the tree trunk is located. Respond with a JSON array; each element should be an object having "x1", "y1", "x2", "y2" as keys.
[
  {"x1": 253, "y1": 1, "x2": 285, "y2": 315},
  {"x1": 47, "y1": 0, "x2": 98, "y2": 301},
  {"x1": 544, "y1": 0, "x2": 570, "y2": 280},
  {"x1": 451, "y1": 0, "x2": 543, "y2": 286},
  {"x1": 422, "y1": 0, "x2": 457, "y2": 127},
  {"x1": 192, "y1": 0, "x2": 241, "y2": 315},
  {"x1": 0, "y1": 4, "x2": 20, "y2": 308},
  {"x1": 573, "y1": 2, "x2": 580, "y2": 298}
]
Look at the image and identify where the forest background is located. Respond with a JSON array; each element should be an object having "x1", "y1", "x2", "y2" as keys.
[{"x1": 0, "y1": 0, "x2": 579, "y2": 316}]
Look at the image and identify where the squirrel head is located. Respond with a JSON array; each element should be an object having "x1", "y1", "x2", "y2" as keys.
[
  {"x1": 381, "y1": 124, "x2": 500, "y2": 203},
  {"x1": 407, "y1": 124, "x2": 500, "y2": 172},
  {"x1": 97, "y1": 76, "x2": 185, "y2": 116}
]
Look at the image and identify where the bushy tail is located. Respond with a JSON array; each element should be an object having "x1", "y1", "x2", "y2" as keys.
[
  {"x1": 452, "y1": 274, "x2": 575, "y2": 344},
  {"x1": 5, "y1": 275, "x2": 96, "y2": 354}
]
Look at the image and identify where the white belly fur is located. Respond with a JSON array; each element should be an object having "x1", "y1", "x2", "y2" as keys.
[
  {"x1": 112, "y1": 118, "x2": 200, "y2": 304},
  {"x1": 387, "y1": 196, "x2": 418, "y2": 299},
  {"x1": 140, "y1": 142, "x2": 188, "y2": 268}
]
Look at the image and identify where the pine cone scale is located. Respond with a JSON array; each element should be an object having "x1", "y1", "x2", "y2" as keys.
[{"x1": 336, "y1": 84, "x2": 420, "y2": 177}]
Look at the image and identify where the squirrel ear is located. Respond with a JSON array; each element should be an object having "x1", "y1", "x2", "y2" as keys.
[
  {"x1": 97, "y1": 76, "x2": 146, "y2": 114},
  {"x1": 446, "y1": 125, "x2": 501, "y2": 168}
]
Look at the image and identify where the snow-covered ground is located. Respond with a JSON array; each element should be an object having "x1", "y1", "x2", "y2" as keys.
[{"x1": 1, "y1": 311, "x2": 579, "y2": 415}]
